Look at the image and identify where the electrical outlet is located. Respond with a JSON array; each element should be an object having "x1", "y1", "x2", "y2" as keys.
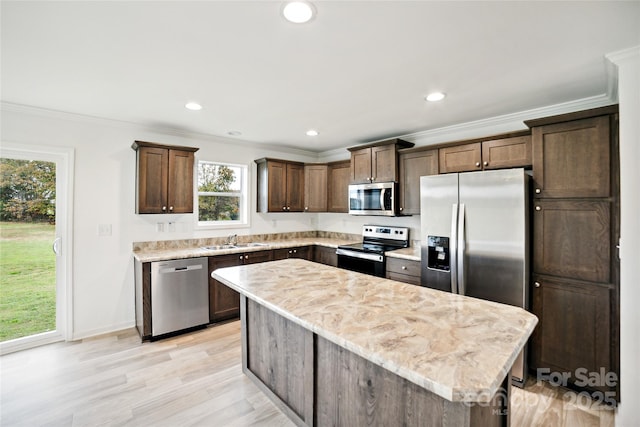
[
  {"x1": 156, "y1": 222, "x2": 165, "y2": 232},
  {"x1": 97, "y1": 224, "x2": 112, "y2": 236},
  {"x1": 168, "y1": 221, "x2": 176, "y2": 232}
]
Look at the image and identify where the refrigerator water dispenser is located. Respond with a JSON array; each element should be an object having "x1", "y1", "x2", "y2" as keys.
[{"x1": 427, "y1": 236, "x2": 450, "y2": 271}]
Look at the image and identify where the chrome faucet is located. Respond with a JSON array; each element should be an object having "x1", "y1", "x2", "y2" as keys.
[{"x1": 226, "y1": 234, "x2": 237, "y2": 246}]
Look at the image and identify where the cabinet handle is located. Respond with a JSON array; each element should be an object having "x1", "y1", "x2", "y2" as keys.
[
  {"x1": 534, "y1": 282, "x2": 541, "y2": 288},
  {"x1": 399, "y1": 207, "x2": 403, "y2": 211},
  {"x1": 282, "y1": 206, "x2": 286, "y2": 211},
  {"x1": 305, "y1": 207, "x2": 308, "y2": 211},
  {"x1": 475, "y1": 162, "x2": 481, "y2": 167},
  {"x1": 293, "y1": 249, "x2": 297, "y2": 253},
  {"x1": 401, "y1": 266, "x2": 407, "y2": 270},
  {"x1": 239, "y1": 255, "x2": 243, "y2": 260},
  {"x1": 535, "y1": 188, "x2": 541, "y2": 194},
  {"x1": 535, "y1": 206, "x2": 541, "y2": 211},
  {"x1": 371, "y1": 177, "x2": 375, "y2": 182},
  {"x1": 483, "y1": 161, "x2": 488, "y2": 167},
  {"x1": 245, "y1": 255, "x2": 249, "y2": 260},
  {"x1": 169, "y1": 206, "x2": 173, "y2": 212},
  {"x1": 162, "y1": 206, "x2": 167, "y2": 212}
]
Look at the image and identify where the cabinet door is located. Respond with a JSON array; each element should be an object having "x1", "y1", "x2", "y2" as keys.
[
  {"x1": 313, "y1": 245, "x2": 338, "y2": 267},
  {"x1": 209, "y1": 254, "x2": 242, "y2": 322},
  {"x1": 243, "y1": 249, "x2": 274, "y2": 265},
  {"x1": 350, "y1": 148, "x2": 372, "y2": 183},
  {"x1": 533, "y1": 200, "x2": 611, "y2": 283},
  {"x1": 398, "y1": 149, "x2": 438, "y2": 215},
  {"x1": 267, "y1": 160, "x2": 288, "y2": 212},
  {"x1": 274, "y1": 246, "x2": 310, "y2": 260},
  {"x1": 137, "y1": 146, "x2": 168, "y2": 213},
  {"x1": 286, "y1": 163, "x2": 305, "y2": 212},
  {"x1": 371, "y1": 144, "x2": 397, "y2": 182},
  {"x1": 481, "y1": 135, "x2": 531, "y2": 170},
  {"x1": 532, "y1": 116, "x2": 610, "y2": 198},
  {"x1": 531, "y1": 277, "x2": 612, "y2": 393},
  {"x1": 167, "y1": 149, "x2": 194, "y2": 213},
  {"x1": 438, "y1": 143, "x2": 482, "y2": 173},
  {"x1": 327, "y1": 161, "x2": 350, "y2": 213},
  {"x1": 304, "y1": 164, "x2": 327, "y2": 212}
]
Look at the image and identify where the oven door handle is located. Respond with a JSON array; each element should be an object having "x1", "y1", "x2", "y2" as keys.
[{"x1": 336, "y1": 248, "x2": 384, "y2": 262}]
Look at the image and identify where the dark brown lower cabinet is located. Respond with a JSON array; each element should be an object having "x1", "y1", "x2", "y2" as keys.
[
  {"x1": 531, "y1": 276, "x2": 614, "y2": 395},
  {"x1": 385, "y1": 257, "x2": 421, "y2": 285},
  {"x1": 209, "y1": 250, "x2": 274, "y2": 322},
  {"x1": 313, "y1": 245, "x2": 338, "y2": 267},
  {"x1": 273, "y1": 246, "x2": 311, "y2": 261}
]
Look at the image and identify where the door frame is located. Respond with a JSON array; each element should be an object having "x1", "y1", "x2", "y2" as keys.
[{"x1": 0, "y1": 142, "x2": 74, "y2": 354}]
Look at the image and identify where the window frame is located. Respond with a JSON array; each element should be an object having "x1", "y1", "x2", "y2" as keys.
[{"x1": 196, "y1": 160, "x2": 250, "y2": 229}]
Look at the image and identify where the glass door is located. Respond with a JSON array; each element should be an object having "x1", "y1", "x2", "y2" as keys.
[{"x1": 0, "y1": 144, "x2": 73, "y2": 354}]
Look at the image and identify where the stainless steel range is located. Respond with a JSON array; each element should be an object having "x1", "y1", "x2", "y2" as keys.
[{"x1": 337, "y1": 225, "x2": 409, "y2": 277}]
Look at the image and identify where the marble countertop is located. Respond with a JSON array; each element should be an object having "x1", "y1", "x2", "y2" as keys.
[
  {"x1": 133, "y1": 237, "x2": 354, "y2": 263},
  {"x1": 133, "y1": 237, "x2": 422, "y2": 263},
  {"x1": 212, "y1": 259, "x2": 538, "y2": 403}
]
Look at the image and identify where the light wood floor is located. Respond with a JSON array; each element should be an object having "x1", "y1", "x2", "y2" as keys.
[{"x1": 0, "y1": 321, "x2": 615, "y2": 427}]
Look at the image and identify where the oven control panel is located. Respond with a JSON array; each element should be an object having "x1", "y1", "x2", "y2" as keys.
[{"x1": 362, "y1": 225, "x2": 409, "y2": 242}]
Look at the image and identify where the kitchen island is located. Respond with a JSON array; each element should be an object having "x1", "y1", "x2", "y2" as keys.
[{"x1": 212, "y1": 259, "x2": 537, "y2": 427}]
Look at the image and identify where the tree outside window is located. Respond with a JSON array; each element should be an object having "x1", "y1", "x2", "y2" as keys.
[{"x1": 197, "y1": 161, "x2": 248, "y2": 226}]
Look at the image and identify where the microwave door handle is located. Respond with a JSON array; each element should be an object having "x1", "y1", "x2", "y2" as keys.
[{"x1": 380, "y1": 188, "x2": 386, "y2": 210}]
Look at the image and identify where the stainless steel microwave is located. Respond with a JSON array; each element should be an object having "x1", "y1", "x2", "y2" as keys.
[{"x1": 348, "y1": 182, "x2": 396, "y2": 216}]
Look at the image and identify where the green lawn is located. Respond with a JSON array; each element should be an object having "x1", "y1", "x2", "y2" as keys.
[{"x1": 0, "y1": 221, "x2": 56, "y2": 341}]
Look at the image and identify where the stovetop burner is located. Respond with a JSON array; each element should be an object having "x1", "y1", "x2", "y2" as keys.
[{"x1": 338, "y1": 225, "x2": 410, "y2": 254}]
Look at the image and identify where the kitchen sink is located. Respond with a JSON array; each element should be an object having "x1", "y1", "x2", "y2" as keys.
[{"x1": 201, "y1": 242, "x2": 269, "y2": 251}]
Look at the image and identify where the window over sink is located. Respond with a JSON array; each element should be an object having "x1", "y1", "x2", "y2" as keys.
[{"x1": 197, "y1": 161, "x2": 249, "y2": 228}]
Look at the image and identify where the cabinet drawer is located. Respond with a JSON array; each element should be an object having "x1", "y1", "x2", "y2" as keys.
[
  {"x1": 386, "y1": 271, "x2": 421, "y2": 286},
  {"x1": 386, "y1": 257, "x2": 421, "y2": 277}
]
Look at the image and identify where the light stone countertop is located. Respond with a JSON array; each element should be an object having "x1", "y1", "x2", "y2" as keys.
[
  {"x1": 212, "y1": 258, "x2": 538, "y2": 403},
  {"x1": 133, "y1": 236, "x2": 422, "y2": 263},
  {"x1": 132, "y1": 237, "x2": 355, "y2": 263}
]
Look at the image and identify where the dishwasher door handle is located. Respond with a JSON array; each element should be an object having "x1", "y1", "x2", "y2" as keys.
[{"x1": 159, "y1": 264, "x2": 204, "y2": 274}]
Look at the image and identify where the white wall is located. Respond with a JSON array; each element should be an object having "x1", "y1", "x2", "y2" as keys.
[
  {"x1": 608, "y1": 46, "x2": 640, "y2": 427},
  {"x1": 0, "y1": 106, "x2": 321, "y2": 339}
]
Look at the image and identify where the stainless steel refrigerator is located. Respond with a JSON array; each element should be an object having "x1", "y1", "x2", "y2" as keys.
[{"x1": 420, "y1": 168, "x2": 529, "y2": 385}]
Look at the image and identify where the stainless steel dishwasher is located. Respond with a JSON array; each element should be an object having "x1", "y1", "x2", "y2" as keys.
[{"x1": 151, "y1": 257, "x2": 209, "y2": 338}]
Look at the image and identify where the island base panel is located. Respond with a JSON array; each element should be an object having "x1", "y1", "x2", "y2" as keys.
[{"x1": 241, "y1": 296, "x2": 510, "y2": 427}]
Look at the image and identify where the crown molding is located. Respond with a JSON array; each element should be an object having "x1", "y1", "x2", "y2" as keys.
[
  {"x1": 368, "y1": 94, "x2": 616, "y2": 149},
  {"x1": 0, "y1": 102, "x2": 319, "y2": 159}
]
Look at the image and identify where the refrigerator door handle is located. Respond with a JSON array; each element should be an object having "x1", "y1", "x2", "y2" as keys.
[
  {"x1": 457, "y1": 203, "x2": 466, "y2": 295},
  {"x1": 450, "y1": 203, "x2": 458, "y2": 294}
]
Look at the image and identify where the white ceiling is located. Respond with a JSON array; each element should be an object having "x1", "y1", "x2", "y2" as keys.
[{"x1": 2, "y1": 1, "x2": 639, "y2": 152}]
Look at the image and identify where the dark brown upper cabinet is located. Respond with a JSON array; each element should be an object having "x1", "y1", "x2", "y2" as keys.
[
  {"x1": 531, "y1": 115, "x2": 610, "y2": 198},
  {"x1": 132, "y1": 140, "x2": 198, "y2": 214},
  {"x1": 327, "y1": 160, "x2": 351, "y2": 213},
  {"x1": 256, "y1": 158, "x2": 305, "y2": 212},
  {"x1": 348, "y1": 139, "x2": 414, "y2": 184},
  {"x1": 304, "y1": 164, "x2": 328, "y2": 212},
  {"x1": 397, "y1": 148, "x2": 438, "y2": 215},
  {"x1": 482, "y1": 135, "x2": 532, "y2": 170},
  {"x1": 438, "y1": 135, "x2": 532, "y2": 174},
  {"x1": 439, "y1": 142, "x2": 482, "y2": 174}
]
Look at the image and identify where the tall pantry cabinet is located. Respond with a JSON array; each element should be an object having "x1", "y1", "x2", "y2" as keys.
[{"x1": 526, "y1": 106, "x2": 620, "y2": 398}]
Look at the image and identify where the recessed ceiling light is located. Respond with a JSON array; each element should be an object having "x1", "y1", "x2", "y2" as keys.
[
  {"x1": 228, "y1": 131, "x2": 242, "y2": 136},
  {"x1": 185, "y1": 102, "x2": 202, "y2": 111},
  {"x1": 425, "y1": 92, "x2": 446, "y2": 102},
  {"x1": 306, "y1": 129, "x2": 319, "y2": 136},
  {"x1": 282, "y1": 1, "x2": 316, "y2": 24}
]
